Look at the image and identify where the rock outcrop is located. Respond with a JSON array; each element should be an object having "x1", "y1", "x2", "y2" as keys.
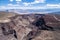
[{"x1": 0, "y1": 12, "x2": 60, "y2": 40}]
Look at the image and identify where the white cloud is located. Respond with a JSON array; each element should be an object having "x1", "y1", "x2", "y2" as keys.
[
  {"x1": 10, "y1": 0, "x2": 21, "y2": 2},
  {"x1": 16, "y1": 1, "x2": 20, "y2": 4},
  {"x1": 27, "y1": 0, "x2": 45, "y2": 4},
  {"x1": 34, "y1": 0, "x2": 45, "y2": 3},
  {"x1": 23, "y1": 3, "x2": 29, "y2": 6},
  {"x1": 0, "y1": 6, "x2": 47, "y2": 10},
  {"x1": 0, "y1": 6, "x2": 5, "y2": 9},
  {"x1": 0, "y1": 3, "x2": 60, "y2": 10},
  {"x1": 16, "y1": 0, "x2": 21, "y2": 1},
  {"x1": 23, "y1": 0, "x2": 45, "y2": 6},
  {"x1": 8, "y1": 4, "x2": 13, "y2": 6},
  {"x1": 46, "y1": 4, "x2": 60, "y2": 7},
  {"x1": 7, "y1": 4, "x2": 20, "y2": 6},
  {"x1": 46, "y1": 4, "x2": 60, "y2": 8},
  {"x1": 10, "y1": 0, "x2": 13, "y2": 2}
]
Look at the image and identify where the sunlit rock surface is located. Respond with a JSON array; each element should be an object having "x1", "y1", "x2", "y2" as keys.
[{"x1": 0, "y1": 12, "x2": 60, "y2": 40}]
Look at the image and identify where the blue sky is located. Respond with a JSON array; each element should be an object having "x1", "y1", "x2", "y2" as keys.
[
  {"x1": 0, "y1": 0, "x2": 60, "y2": 10},
  {"x1": 0, "y1": 0, "x2": 60, "y2": 5}
]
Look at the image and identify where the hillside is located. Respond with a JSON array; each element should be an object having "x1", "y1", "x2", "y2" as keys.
[{"x1": 0, "y1": 12, "x2": 60, "y2": 40}]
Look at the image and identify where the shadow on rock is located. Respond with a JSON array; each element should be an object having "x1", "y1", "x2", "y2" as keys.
[
  {"x1": 1, "y1": 23, "x2": 17, "y2": 39},
  {"x1": 32, "y1": 16, "x2": 54, "y2": 31}
]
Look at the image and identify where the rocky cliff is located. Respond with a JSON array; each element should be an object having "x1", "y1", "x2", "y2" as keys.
[{"x1": 0, "y1": 12, "x2": 60, "y2": 40}]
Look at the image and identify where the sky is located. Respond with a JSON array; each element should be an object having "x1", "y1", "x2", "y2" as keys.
[{"x1": 0, "y1": 0, "x2": 60, "y2": 10}]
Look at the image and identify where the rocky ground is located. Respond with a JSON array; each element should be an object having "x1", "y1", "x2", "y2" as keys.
[{"x1": 0, "y1": 12, "x2": 60, "y2": 40}]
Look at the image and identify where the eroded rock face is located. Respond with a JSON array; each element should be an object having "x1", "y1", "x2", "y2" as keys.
[
  {"x1": 0, "y1": 14, "x2": 35, "y2": 40},
  {"x1": 32, "y1": 30, "x2": 54, "y2": 40},
  {"x1": 0, "y1": 12, "x2": 60, "y2": 40}
]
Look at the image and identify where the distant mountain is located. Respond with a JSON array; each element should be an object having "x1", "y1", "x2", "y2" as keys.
[{"x1": 0, "y1": 8, "x2": 60, "y2": 14}]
